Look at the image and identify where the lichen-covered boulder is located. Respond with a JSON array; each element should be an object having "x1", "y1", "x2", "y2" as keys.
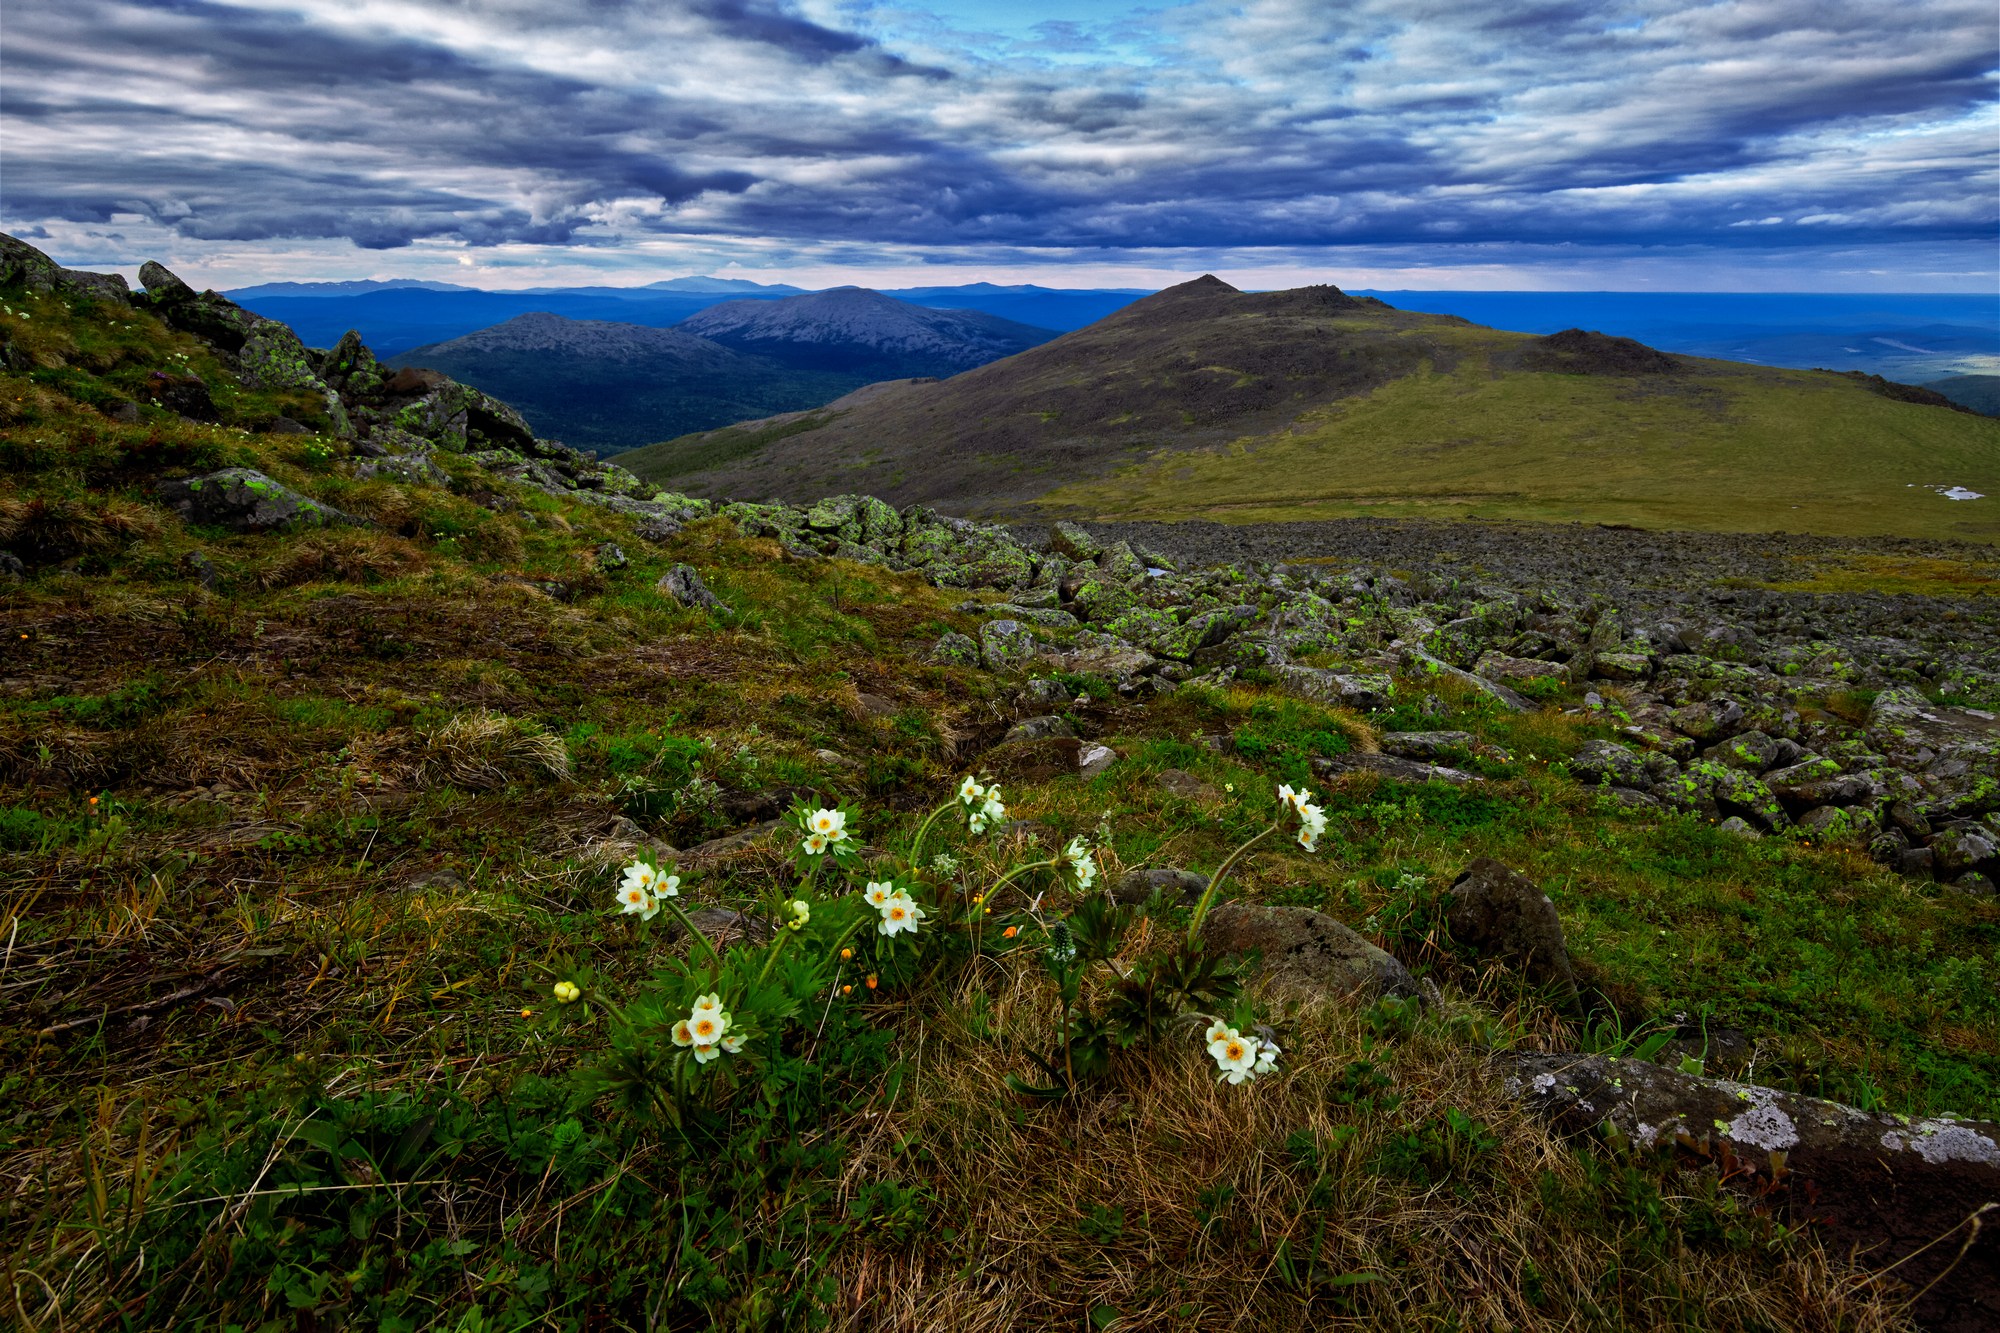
[
  {"x1": 979, "y1": 619, "x2": 1037, "y2": 672},
  {"x1": 156, "y1": 468, "x2": 359, "y2": 533},
  {"x1": 1498, "y1": 1052, "x2": 2000, "y2": 1333},
  {"x1": 1200, "y1": 903, "x2": 1420, "y2": 1003},
  {"x1": 1003, "y1": 715, "x2": 1076, "y2": 744},
  {"x1": 1273, "y1": 665, "x2": 1393, "y2": 711},
  {"x1": 1401, "y1": 647, "x2": 1530, "y2": 712},
  {"x1": 1111, "y1": 867, "x2": 1207, "y2": 906},
  {"x1": 928, "y1": 631, "x2": 980, "y2": 667},
  {"x1": 1591, "y1": 651, "x2": 1652, "y2": 681},
  {"x1": 1047, "y1": 520, "x2": 1103, "y2": 562},
  {"x1": 1570, "y1": 739, "x2": 1653, "y2": 789}
]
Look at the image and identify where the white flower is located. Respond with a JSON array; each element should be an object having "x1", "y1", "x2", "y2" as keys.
[
  {"x1": 1297, "y1": 803, "x2": 1327, "y2": 852},
  {"x1": 720, "y1": 1032, "x2": 745, "y2": 1054},
  {"x1": 979, "y1": 795, "x2": 1006, "y2": 827},
  {"x1": 877, "y1": 892, "x2": 926, "y2": 937},
  {"x1": 671, "y1": 1018, "x2": 694, "y2": 1047},
  {"x1": 620, "y1": 860, "x2": 657, "y2": 896},
  {"x1": 803, "y1": 832, "x2": 829, "y2": 856},
  {"x1": 1255, "y1": 1041, "x2": 1280, "y2": 1076},
  {"x1": 1277, "y1": 783, "x2": 1298, "y2": 809},
  {"x1": 1209, "y1": 1030, "x2": 1259, "y2": 1083},
  {"x1": 617, "y1": 882, "x2": 654, "y2": 917},
  {"x1": 693, "y1": 1043, "x2": 721, "y2": 1064},
  {"x1": 958, "y1": 775, "x2": 984, "y2": 804},
  {"x1": 788, "y1": 898, "x2": 811, "y2": 930},
  {"x1": 808, "y1": 808, "x2": 847, "y2": 842},
  {"x1": 863, "y1": 881, "x2": 895, "y2": 908},
  {"x1": 686, "y1": 1004, "x2": 730, "y2": 1047},
  {"x1": 659, "y1": 874, "x2": 681, "y2": 898},
  {"x1": 1064, "y1": 836, "x2": 1097, "y2": 890}
]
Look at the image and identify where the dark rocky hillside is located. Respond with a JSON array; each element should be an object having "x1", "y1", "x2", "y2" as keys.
[
  {"x1": 676, "y1": 286, "x2": 1058, "y2": 377},
  {"x1": 397, "y1": 312, "x2": 864, "y2": 455}
]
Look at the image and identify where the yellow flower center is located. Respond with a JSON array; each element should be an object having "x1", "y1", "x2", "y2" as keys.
[
  {"x1": 693, "y1": 1018, "x2": 717, "y2": 1038},
  {"x1": 1224, "y1": 1042, "x2": 1246, "y2": 1062}
]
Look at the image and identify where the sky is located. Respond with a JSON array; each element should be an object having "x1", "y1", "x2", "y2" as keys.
[{"x1": 2, "y1": 0, "x2": 1996, "y2": 292}]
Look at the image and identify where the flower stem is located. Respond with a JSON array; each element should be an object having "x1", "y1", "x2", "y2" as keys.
[
  {"x1": 987, "y1": 855, "x2": 1060, "y2": 900},
  {"x1": 757, "y1": 924, "x2": 796, "y2": 986},
  {"x1": 906, "y1": 798, "x2": 959, "y2": 869},
  {"x1": 661, "y1": 898, "x2": 724, "y2": 968},
  {"x1": 1186, "y1": 822, "x2": 1278, "y2": 947}
]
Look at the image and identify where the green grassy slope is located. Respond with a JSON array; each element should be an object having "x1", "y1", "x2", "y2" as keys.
[
  {"x1": 1039, "y1": 338, "x2": 2000, "y2": 539},
  {"x1": 6, "y1": 277, "x2": 1993, "y2": 1329},
  {"x1": 626, "y1": 279, "x2": 2000, "y2": 540}
]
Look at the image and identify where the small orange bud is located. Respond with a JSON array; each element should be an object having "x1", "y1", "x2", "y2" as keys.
[
  {"x1": 841, "y1": 984, "x2": 852, "y2": 995},
  {"x1": 89, "y1": 796, "x2": 99, "y2": 806},
  {"x1": 840, "y1": 947, "x2": 852, "y2": 960},
  {"x1": 865, "y1": 974, "x2": 878, "y2": 990},
  {"x1": 520, "y1": 1008, "x2": 533, "y2": 1018},
  {"x1": 1002, "y1": 925, "x2": 1018, "y2": 938}
]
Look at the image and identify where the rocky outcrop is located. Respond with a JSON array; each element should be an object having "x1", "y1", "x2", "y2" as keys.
[{"x1": 0, "y1": 234, "x2": 130, "y2": 304}]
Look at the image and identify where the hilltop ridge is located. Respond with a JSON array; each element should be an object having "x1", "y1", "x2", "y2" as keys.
[{"x1": 617, "y1": 276, "x2": 2000, "y2": 540}]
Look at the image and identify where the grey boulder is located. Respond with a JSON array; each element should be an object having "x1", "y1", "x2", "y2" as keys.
[
  {"x1": 1200, "y1": 903, "x2": 1420, "y2": 1003},
  {"x1": 156, "y1": 468, "x2": 359, "y2": 534}
]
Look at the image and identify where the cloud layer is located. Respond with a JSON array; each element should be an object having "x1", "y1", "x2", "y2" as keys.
[{"x1": 2, "y1": 0, "x2": 1994, "y2": 283}]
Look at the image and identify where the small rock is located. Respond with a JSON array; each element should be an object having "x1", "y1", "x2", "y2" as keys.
[
  {"x1": 1201, "y1": 903, "x2": 1421, "y2": 1002},
  {"x1": 1016, "y1": 678, "x2": 1070, "y2": 708},
  {"x1": 1444, "y1": 859, "x2": 1579, "y2": 999},
  {"x1": 1949, "y1": 872, "x2": 1997, "y2": 897},
  {"x1": 854, "y1": 691, "x2": 898, "y2": 718},
  {"x1": 1378, "y1": 730, "x2": 1476, "y2": 761},
  {"x1": 1474, "y1": 652, "x2": 1571, "y2": 686},
  {"x1": 1314, "y1": 753, "x2": 1477, "y2": 785},
  {"x1": 928, "y1": 631, "x2": 981, "y2": 666},
  {"x1": 633, "y1": 515, "x2": 684, "y2": 543},
  {"x1": 1111, "y1": 867, "x2": 1207, "y2": 906},
  {"x1": 1157, "y1": 768, "x2": 1217, "y2": 799},
  {"x1": 1077, "y1": 743, "x2": 1117, "y2": 778},
  {"x1": 1004, "y1": 715, "x2": 1076, "y2": 744},
  {"x1": 657, "y1": 563, "x2": 729, "y2": 612},
  {"x1": 1717, "y1": 815, "x2": 1763, "y2": 840},
  {"x1": 594, "y1": 541, "x2": 628, "y2": 570},
  {"x1": 1591, "y1": 652, "x2": 1652, "y2": 681}
]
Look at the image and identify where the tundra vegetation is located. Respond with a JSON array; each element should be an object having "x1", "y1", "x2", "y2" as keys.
[{"x1": 2, "y1": 238, "x2": 1995, "y2": 1331}]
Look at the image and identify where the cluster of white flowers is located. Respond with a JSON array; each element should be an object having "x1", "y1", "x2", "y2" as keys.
[
  {"x1": 1206, "y1": 1020, "x2": 1280, "y2": 1085},
  {"x1": 862, "y1": 881, "x2": 926, "y2": 937},
  {"x1": 785, "y1": 898, "x2": 811, "y2": 931},
  {"x1": 1277, "y1": 784, "x2": 1328, "y2": 852},
  {"x1": 672, "y1": 993, "x2": 744, "y2": 1063},
  {"x1": 616, "y1": 860, "x2": 681, "y2": 921},
  {"x1": 801, "y1": 807, "x2": 849, "y2": 856},
  {"x1": 1063, "y1": 836, "x2": 1097, "y2": 890},
  {"x1": 959, "y1": 777, "x2": 1006, "y2": 834}
]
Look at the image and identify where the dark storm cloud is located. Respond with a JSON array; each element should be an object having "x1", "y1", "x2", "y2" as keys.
[{"x1": 0, "y1": 0, "x2": 1991, "y2": 262}]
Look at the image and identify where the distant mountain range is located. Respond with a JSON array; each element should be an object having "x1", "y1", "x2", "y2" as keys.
[
  {"x1": 677, "y1": 287, "x2": 1056, "y2": 378},
  {"x1": 612, "y1": 276, "x2": 2000, "y2": 542},
  {"x1": 395, "y1": 293, "x2": 1056, "y2": 453}
]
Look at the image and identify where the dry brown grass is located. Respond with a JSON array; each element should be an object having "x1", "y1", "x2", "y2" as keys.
[
  {"x1": 255, "y1": 529, "x2": 429, "y2": 588},
  {"x1": 419, "y1": 710, "x2": 571, "y2": 789},
  {"x1": 816, "y1": 949, "x2": 1911, "y2": 1333}
]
